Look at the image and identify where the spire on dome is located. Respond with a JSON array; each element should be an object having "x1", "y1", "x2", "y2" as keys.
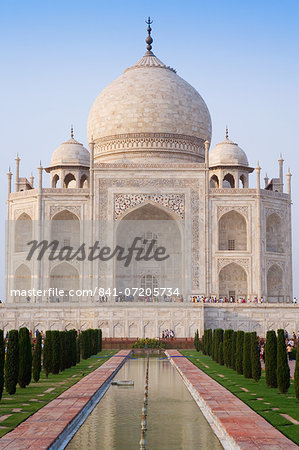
[
  {"x1": 71, "y1": 125, "x2": 74, "y2": 139},
  {"x1": 145, "y1": 17, "x2": 154, "y2": 55},
  {"x1": 225, "y1": 126, "x2": 229, "y2": 140}
]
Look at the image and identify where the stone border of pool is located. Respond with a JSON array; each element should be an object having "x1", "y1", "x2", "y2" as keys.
[
  {"x1": 166, "y1": 350, "x2": 297, "y2": 450},
  {"x1": 0, "y1": 350, "x2": 131, "y2": 450}
]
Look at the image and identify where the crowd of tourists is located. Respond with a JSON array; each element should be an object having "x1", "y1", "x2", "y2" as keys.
[
  {"x1": 161, "y1": 329, "x2": 175, "y2": 339},
  {"x1": 192, "y1": 296, "x2": 265, "y2": 303},
  {"x1": 114, "y1": 295, "x2": 184, "y2": 303},
  {"x1": 258, "y1": 329, "x2": 299, "y2": 362}
]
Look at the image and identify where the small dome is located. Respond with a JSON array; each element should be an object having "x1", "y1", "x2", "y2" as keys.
[
  {"x1": 209, "y1": 137, "x2": 248, "y2": 167},
  {"x1": 50, "y1": 135, "x2": 90, "y2": 168}
]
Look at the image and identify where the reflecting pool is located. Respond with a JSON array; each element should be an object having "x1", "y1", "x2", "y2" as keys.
[{"x1": 67, "y1": 357, "x2": 222, "y2": 449}]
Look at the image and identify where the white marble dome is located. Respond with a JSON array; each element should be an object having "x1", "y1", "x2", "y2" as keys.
[
  {"x1": 50, "y1": 136, "x2": 90, "y2": 167},
  {"x1": 87, "y1": 52, "x2": 212, "y2": 162},
  {"x1": 209, "y1": 137, "x2": 248, "y2": 167}
]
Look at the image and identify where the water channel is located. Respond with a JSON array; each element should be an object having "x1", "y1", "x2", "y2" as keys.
[{"x1": 66, "y1": 357, "x2": 222, "y2": 449}]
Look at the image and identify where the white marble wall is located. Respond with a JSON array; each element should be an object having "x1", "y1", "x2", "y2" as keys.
[{"x1": 1, "y1": 303, "x2": 299, "y2": 338}]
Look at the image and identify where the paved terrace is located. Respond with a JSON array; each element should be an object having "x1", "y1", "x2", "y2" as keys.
[
  {"x1": 0, "y1": 350, "x2": 130, "y2": 449},
  {"x1": 166, "y1": 350, "x2": 297, "y2": 449}
]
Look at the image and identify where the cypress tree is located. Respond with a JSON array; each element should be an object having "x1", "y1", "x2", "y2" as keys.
[
  {"x1": 223, "y1": 329, "x2": 233, "y2": 368},
  {"x1": 51, "y1": 331, "x2": 60, "y2": 375},
  {"x1": 294, "y1": 345, "x2": 299, "y2": 401},
  {"x1": 219, "y1": 341, "x2": 224, "y2": 365},
  {"x1": 194, "y1": 329, "x2": 200, "y2": 352},
  {"x1": 18, "y1": 327, "x2": 32, "y2": 388},
  {"x1": 0, "y1": 330, "x2": 5, "y2": 400},
  {"x1": 65, "y1": 331, "x2": 72, "y2": 368},
  {"x1": 76, "y1": 336, "x2": 80, "y2": 364},
  {"x1": 213, "y1": 329, "x2": 224, "y2": 364},
  {"x1": 70, "y1": 330, "x2": 77, "y2": 366},
  {"x1": 94, "y1": 329, "x2": 99, "y2": 355},
  {"x1": 87, "y1": 329, "x2": 92, "y2": 357},
  {"x1": 80, "y1": 331, "x2": 88, "y2": 359},
  {"x1": 265, "y1": 330, "x2": 277, "y2": 388},
  {"x1": 59, "y1": 331, "x2": 66, "y2": 372},
  {"x1": 277, "y1": 329, "x2": 290, "y2": 394},
  {"x1": 43, "y1": 330, "x2": 52, "y2": 378},
  {"x1": 211, "y1": 329, "x2": 217, "y2": 360},
  {"x1": 99, "y1": 329, "x2": 102, "y2": 352},
  {"x1": 214, "y1": 329, "x2": 221, "y2": 364},
  {"x1": 5, "y1": 330, "x2": 19, "y2": 394},
  {"x1": 223, "y1": 329, "x2": 229, "y2": 366},
  {"x1": 236, "y1": 330, "x2": 244, "y2": 374},
  {"x1": 232, "y1": 331, "x2": 237, "y2": 371},
  {"x1": 201, "y1": 331, "x2": 206, "y2": 355},
  {"x1": 206, "y1": 329, "x2": 212, "y2": 357},
  {"x1": 32, "y1": 332, "x2": 42, "y2": 382},
  {"x1": 251, "y1": 332, "x2": 261, "y2": 382},
  {"x1": 243, "y1": 332, "x2": 252, "y2": 378}
]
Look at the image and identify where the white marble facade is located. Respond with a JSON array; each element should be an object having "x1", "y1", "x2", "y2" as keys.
[{"x1": 3, "y1": 42, "x2": 294, "y2": 337}]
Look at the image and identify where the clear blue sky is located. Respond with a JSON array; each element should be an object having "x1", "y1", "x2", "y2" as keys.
[{"x1": 1, "y1": 0, "x2": 298, "y2": 298}]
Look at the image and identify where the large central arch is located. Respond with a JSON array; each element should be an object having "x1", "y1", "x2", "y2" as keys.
[{"x1": 114, "y1": 202, "x2": 183, "y2": 300}]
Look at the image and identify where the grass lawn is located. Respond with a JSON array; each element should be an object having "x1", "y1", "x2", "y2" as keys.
[
  {"x1": 182, "y1": 350, "x2": 299, "y2": 445},
  {"x1": 0, "y1": 350, "x2": 117, "y2": 438}
]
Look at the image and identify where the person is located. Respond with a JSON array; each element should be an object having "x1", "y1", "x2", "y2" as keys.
[
  {"x1": 284, "y1": 329, "x2": 288, "y2": 339},
  {"x1": 287, "y1": 343, "x2": 293, "y2": 360},
  {"x1": 260, "y1": 345, "x2": 265, "y2": 362}
]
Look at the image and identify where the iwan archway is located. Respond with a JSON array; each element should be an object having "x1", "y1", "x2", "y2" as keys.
[{"x1": 114, "y1": 203, "x2": 183, "y2": 300}]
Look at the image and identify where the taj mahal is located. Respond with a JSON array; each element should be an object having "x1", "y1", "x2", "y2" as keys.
[{"x1": 2, "y1": 22, "x2": 297, "y2": 337}]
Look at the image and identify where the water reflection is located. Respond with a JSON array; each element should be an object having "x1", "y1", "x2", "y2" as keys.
[{"x1": 67, "y1": 358, "x2": 222, "y2": 449}]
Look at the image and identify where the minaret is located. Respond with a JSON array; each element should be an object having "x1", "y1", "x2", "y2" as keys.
[
  {"x1": 37, "y1": 161, "x2": 43, "y2": 293},
  {"x1": 38, "y1": 161, "x2": 43, "y2": 190},
  {"x1": 15, "y1": 154, "x2": 20, "y2": 192},
  {"x1": 278, "y1": 154, "x2": 284, "y2": 192},
  {"x1": 89, "y1": 135, "x2": 95, "y2": 221},
  {"x1": 7, "y1": 167, "x2": 12, "y2": 195},
  {"x1": 204, "y1": 139, "x2": 210, "y2": 167},
  {"x1": 264, "y1": 173, "x2": 269, "y2": 188},
  {"x1": 256, "y1": 161, "x2": 261, "y2": 191},
  {"x1": 256, "y1": 161, "x2": 262, "y2": 301},
  {"x1": 286, "y1": 168, "x2": 292, "y2": 197},
  {"x1": 30, "y1": 172, "x2": 34, "y2": 188}
]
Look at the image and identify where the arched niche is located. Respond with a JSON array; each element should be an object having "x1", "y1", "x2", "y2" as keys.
[
  {"x1": 52, "y1": 174, "x2": 60, "y2": 188},
  {"x1": 266, "y1": 213, "x2": 284, "y2": 253},
  {"x1": 219, "y1": 262, "x2": 247, "y2": 300},
  {"x1": 210, "y1": 174, "x2": 219, "y2": 188},
  {"x1": 15, "y1": 264, "x2": 31, "y2": 302},
  {"x1": 218, "y1": 211, "x2": 247, "y2": 251},
  {"x1": 223, "y1": 173, "x2": 235, "y2": 188},
  {"x1": 80, "y1": 174, "x2": 89, "y2": 188},
  {"x1": 267, "y1": 264, "x2": 284, "y2": 302},
  {"x1": 50, "y1": 262, "x2": 79, "y2": 302},
  {"x1": 239, "y1": 174, "x2": 248, "y2": 188},
  {"x1": 64, "y1": 173, "x2": 76, "y2": 188},
  {"x1": 15, "y1": 213, "x2": 32, "y2": 253},
  {"x1": 51, "y1": 210, "x2": 80, "y2": 249},
  {"x1": 115, "y1": 203, "x2": 182, "y2": 299}
]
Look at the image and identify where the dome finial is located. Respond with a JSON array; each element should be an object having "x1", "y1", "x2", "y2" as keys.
[
  {"x1": 225, "y1": 126, "x2": 229, "y2": 140},
  {"x1": 71, "y1": 124, "x2": 74, "y2": 139},
  {"x1": 145, "y1": 17, "x2": 154, "y2": 55}
]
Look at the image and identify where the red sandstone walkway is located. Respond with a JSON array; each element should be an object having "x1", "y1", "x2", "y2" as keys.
[
  {"x1": 166, "y1": 350, "x2": 297, "y2": 449},
  {"x1": 0, "y1": 350, "x2": 130, "y2": 449}
]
